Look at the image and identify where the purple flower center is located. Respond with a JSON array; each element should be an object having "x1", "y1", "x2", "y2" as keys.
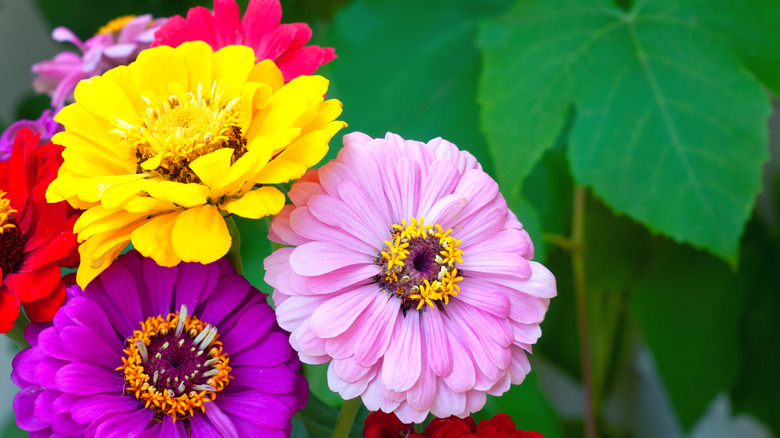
[
  {"x1": 119, "y1": 305, "x2": 231, "y2": 421},
  {"x1": 375, "y1": 218, "x2": 464, "y2": 313}
]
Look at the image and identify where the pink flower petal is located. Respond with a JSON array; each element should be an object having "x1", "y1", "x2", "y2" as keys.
[
  {"x1": 309, "y1": 285, "x2": 375, "y2": 338},
  {"x1": 455, "y1": 278, "x2": 511, "y2": 319},
  {"x1": 241, "y1": 0, "x2": 282, "y2": 54},
  {"x1": 421, "y1": 308, "x2": 452, "y2": 377},
  {"x1": 353, "y1": 298, "x2": 399, "y2": 367},
  {"x1": 381, "y1": 312, "x2": 422, "y2": 392},
  {"x1": 214, "y1": 0, "x2": 242, "y2": 47},
  {"x1": 289, "y1": 241, "x2": 370, "y2": 276}
]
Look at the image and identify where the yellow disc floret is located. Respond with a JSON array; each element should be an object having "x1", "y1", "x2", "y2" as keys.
[
  {"x1": 377, "y1": 217, "x2": 464, "y2": 311},
  {"x1": 115, "y1": 81, "x2": 247, "y2": 184},
  {"x1": 0, "y1": 191, "x2": 17, "y2": 233}
]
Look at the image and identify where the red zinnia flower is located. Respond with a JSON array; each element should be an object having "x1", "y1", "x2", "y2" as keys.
[
  {"x1": 152, "y1": 0, "x2": 336, "y2": 81},
  {"x1": 0, "y1": 128, "x2": 79, "y2": 332},
  {"x1": 363, "y1": 412, "x2": 544, "y2": 438}
]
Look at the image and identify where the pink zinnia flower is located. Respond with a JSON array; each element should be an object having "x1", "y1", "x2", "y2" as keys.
[
  {"x1": 32, "y1": 14, "x2": 166, "y2": 108},
  {"x1": 266, "y1": 132, "x2": 557, "y2": 423},
  {"x1": 152, "y1": 0, "x2": 336, "y2": 81}
]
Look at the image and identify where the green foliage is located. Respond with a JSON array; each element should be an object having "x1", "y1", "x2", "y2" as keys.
[
  {"x1": 630, "y1": 241, "x2": 747, "y2": 429},
  {"x1": 324, "y1": 0, "x2": 513, "y2": 171},
  {"x1": 479, "y1": 0, "x2": 773, "y2": 264},
  {"x1": 476, "y1": 372, "x2": 565, "y2": 438}
]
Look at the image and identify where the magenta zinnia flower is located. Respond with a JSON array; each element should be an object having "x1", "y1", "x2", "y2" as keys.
[
  {"x1": 32, "y1": 14, "x2": 165, "y2": 108},
  {"x1": 152, "y1": 0, "x2": 336, "y2": 81},
  {"x1": 12, "y1": 251, "x2": 307, "y2": 437},
  {"x1": 266, "y1": 132, "x2": 557, "y2": 423}
]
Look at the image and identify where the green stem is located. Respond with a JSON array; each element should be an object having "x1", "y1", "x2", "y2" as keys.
[
  {"x1": 225, "y1": 216, "x2": 243, "y2": 276},
  {"x1": 5, "y1": 311, "x2": 31, "y2": 350},
  {"x1": 572, "y1": 186, "x2": 596, "y2": 438},
  {"x1": 332, "y1": 398, "x2": 362, "y2": 438}
]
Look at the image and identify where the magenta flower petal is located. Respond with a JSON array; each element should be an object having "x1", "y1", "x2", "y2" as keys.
[
  {"x1": 266, "y1": 132, "x2": 557, "y2": 422},
  {"x1": 152, "y1": 0, "x2": 335, "y2": 81},
  {"x1": 11, "y1": 251, "x2": 305, "y2": 436}
]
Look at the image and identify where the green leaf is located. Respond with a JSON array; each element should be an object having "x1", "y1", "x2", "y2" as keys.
[
  {"x1": 730, "y1": 222, "x2": 780, "y2": 435},
  {"x1": 325, "y1": 0, "x2": 513, "y2": 171},
  {"x1": 296, "y1": 391, "x2": 369, "y2": 438},
  {"x1": 629, "y1": 240, "x2": 748, "y2": 430},
  {"x1": 234, "y1": 216, "x2": 274, "y2": 293},
  {"x1": 478, "y1": 0, "x2": 770, "y2": 263},
  {"x1": 674, "y1": 0, "x2": 780, "y2": 95}
]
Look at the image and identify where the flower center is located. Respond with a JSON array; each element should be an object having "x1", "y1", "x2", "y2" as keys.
[
  {"x1": 118, "y1": 305, "x2": 231, "y2": 422},
  {"x1": 0, "y1": 191, "x2": 24, "y2": 276},
  {"x1": 376, "y1": 218, "x2": 463, "y2": 312},
  {"x1": 97, "y1": 15, "x2": 137, "y2": 35},
  {"x1": 115, "y1": 81, "x2": 248, "y2": 184}
]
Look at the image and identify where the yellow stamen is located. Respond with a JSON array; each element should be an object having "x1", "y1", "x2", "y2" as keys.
[
  {"x1": 379, "y1": 217, "x2": 463, "y2": 310},
  {"x1": 114, "y1": 81, "x2": 246, "y2": 184},
  {"x1": 0, "y1": 191, "x2": 17, "y2": 233},
  {"x1": 97, "y1": 15, "x2": 137, "y2": 35}
]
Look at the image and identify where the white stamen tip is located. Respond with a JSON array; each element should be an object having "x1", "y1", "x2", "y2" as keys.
[
  {"x1": 193, "y1": 384, "x2": 216, "y2": 392},
  {"x1": 175, "y1": 304, "x2": 188, "y2": 337},
  {"x1": 177, "y1": 381, "x2": 186, "y2": 394},
  {"x1": 135, "y1": 340, "x2": 148, "y2": 363},
  {"x1": 199, "y1": 326, "x2": 219, "y2": 350},
  {"x1": 202, "y1": 369, "x2": 220, "y2": 378},
  {"x1": 153, "y1": 371, "x2": 159, "y2": 384}
]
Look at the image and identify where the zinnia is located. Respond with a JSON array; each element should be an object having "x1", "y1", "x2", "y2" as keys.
[
  {"x1": 364, "y1": 411, "x2": 545, "y2": 438},
  {"x1": 46, "y1": 41, "x2": 344, "y2": 287},
  {"x1": 266, "y1": 132, "x2": 556, "y2": 423},
  {"x1": 12, "y1": 250, "x2": 307, "y2": 437},
  {"x1": 152, "y1": 0, "x2": 336, "y2": 81},
  {"x1": 32, "y1": 14, "x2": 166, "y2": 108},
  {"x1": 0, "y1": 128, "x2": 79, "y2": 332},
  {"x1": 0, "y1": 109, "x2": 63, "y2": 161}
]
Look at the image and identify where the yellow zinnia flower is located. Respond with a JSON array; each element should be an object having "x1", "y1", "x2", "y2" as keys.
[{"x1": 46, "y1": 41, "x2": 345, "y2": 287}]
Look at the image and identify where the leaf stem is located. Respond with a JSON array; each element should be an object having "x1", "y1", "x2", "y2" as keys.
[
  {"x1": 332, "y1": 398, "x2": 362, "y2": 438},
  {"x1": 225, "y1": 216, "x2": 243, "y2": 276},
  {"x1": 572, "y1": 186, "x2": 596, "y2": 438},
  {"x1": 543, "y1": 232, "x2": 577, "y2": 252},
  {"x1": 5, "y1": 311, "x2": 31, "y2": 350}
]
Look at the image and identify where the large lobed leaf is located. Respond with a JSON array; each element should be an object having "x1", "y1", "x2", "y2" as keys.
[{"x1": 479, "y1": 0, "x2": 772, "y2": 264}]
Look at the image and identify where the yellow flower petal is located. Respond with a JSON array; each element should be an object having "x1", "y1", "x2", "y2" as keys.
[
  {"x1": 140, "y1": 154, "x2": 162, "y2": 171},
  {"x1": 73, "y1": 75, "x2": 140, "y2": 127},
  {"x1": 171, "y1": 204, "x2": 231, "y2": 263},
  {"x1": 141, "y1": 180, "x2": 209, "y2": 208},
  {"x1": 189, "y1": 148, "x2": 234, "y2": 189},
  {"x1": 213, "y1": 45, "x2": 256, "y2": 98},
  {"x1": 222, "y1": 186, "x2": 285, "y2": 219},
  {"x1": 76, "y1": 224, "x2": 135, "y2": 288},
  {"x1": 73, "y1": 205, "x2": 147, "y2": 240},
  {"x1": 253, "y1": 158, "x2": 308, "y2": 184},
  {"x1": 247, "y1": 59, "x2": 284, "y2": 92},
  {"x1": 131, "y1": 213, "x2": 182, "y2": 267},
  {"x1": 178, "y1": 41, "x2": 214, "y2": 89}
]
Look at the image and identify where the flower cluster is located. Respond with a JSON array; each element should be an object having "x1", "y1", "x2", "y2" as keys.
[{"x1": 5, "y1": 0, "x2": 556, "y2": 436}]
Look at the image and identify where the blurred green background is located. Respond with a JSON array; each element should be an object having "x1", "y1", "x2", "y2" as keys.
[{"x1": 1, "y1": 0, "x2": 779, "y2": 437}]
